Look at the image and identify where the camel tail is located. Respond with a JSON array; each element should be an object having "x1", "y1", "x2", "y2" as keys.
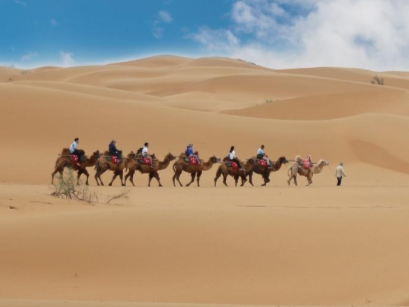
[{"x1": 173, "y1": 164, "x2": 176, "y2": 173}]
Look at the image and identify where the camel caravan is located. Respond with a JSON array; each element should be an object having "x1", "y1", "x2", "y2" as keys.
[{"x1": 51, "y1": 138, "x2": 331, "y2": 187}]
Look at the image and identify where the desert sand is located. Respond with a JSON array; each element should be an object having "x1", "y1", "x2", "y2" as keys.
[{"x1": 1, "y1": 55, "x2": 409, "y2": 306}]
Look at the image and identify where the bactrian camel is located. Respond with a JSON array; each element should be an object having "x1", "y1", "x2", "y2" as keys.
[
  {"x1": 214, "y1": 157, "x2": 249, "y2": 187},
  {"x1": 94, "y1": 151, "x2": 135, "y2": 186},
  {"x1": 173, "y1": 154, "x2": 220, "y2": 187},
  {"x1": 287, "y1": 158, "x2": 329, "y2": 186},
  {"x1": 124, "y1": 153, "x2": 176, "y2": 187},
  {"x1": 246, "y1": 156, "x2": 288, "y2": 187},
  {"x1": 51, "y1": 149, "x2": 100, "y2": 185}
]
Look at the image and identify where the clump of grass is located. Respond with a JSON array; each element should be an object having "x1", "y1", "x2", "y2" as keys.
[
  {"x1": 106, "y1": 189, "x2": 130, "y2": 204},
  {"x1": 371, "y1": 76, "x2": 384, "y2": 85},
  {"x1": 51, "y1": 168, "x2": 98, "y2": 204},
  {"x1": 265, "y1": 99, "x2": 274, "y2": 103}
]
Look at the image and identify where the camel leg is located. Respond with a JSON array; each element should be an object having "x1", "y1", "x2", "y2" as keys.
[
  {"x1": 248, "y1": 172, "x2": 254, "y2": 186},
  {"x1": 148, "y1": 173, "x2": 153, "y2": 187},
  {"x1": 119, "y1": 171, "x2": 125, "y2": 186},
  {"x1": 197, "y1": 171, "x2": 202, "y2": 187},
  {"x1": 222, "y1": 173, "x2": 228, "y2": 187},
  {"x1": 241, "y1": 175, "x2": 247, "y2": 187},
  {"x1": 83, "y1": 169, "x2": 90, "y2": 186},
  {"x1": 214, "y1": 168, "x2": 222, "y2": 187},
  {"x1": 76, "y1": 169, "x2": 84, "y2": 185},
  {"x1": 176, "y1": 171, "x2": 183, "y2": 187},
  {"x1": 294, "y1": 175, "x2": 298, "y2": 186},
  {"x1": 186, "y1": 173, "x2": 196, "y2": 187},
  {"x1": 154, "y1": 172, "x2": 163, "y2": 187},
  {"x1": 234, "y1": 175, "x2": 239, "y2": 187},
  {"x1": 124, "y1": 170, "x2": 134, "y2": 187},
  {"x1": 95, "y1": 168, "x2": 107, "y2": 186},
  {"x1": 109, "y1": 171, "x2": 119, "y2": 186}
]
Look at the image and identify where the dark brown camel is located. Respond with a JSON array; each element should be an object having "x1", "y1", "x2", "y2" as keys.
[
  {"x1": 246, "y1": 156, "x2": 288, "y2": 186},
  {"x1": 94, "y1": 151, "x2": 135, "y2": 186},
  {"x1": 51, "y1": 149, "x2": 100, "y2": 185},
  {"x1": 214, "y1": 157, "x2": 249, "y2": 187},
  {"x1": 124, "y1": 153, "x2": 176, "y2": 187},
  {"x1": 173, "y1": 154, "x2": 220, "y2": 187}
]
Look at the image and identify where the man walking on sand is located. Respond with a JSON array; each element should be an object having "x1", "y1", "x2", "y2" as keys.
[{"x1": 335, "y1": 162, "x2": 347, "y2": 186}]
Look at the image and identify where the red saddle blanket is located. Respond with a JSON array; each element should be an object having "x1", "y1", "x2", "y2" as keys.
[
  {"x1": 111, "y1": 156, "x2": 119, "y2": 165},
  {"x1": 142, "y1": 157, "x2": 151, "y2": 165},
  {"x1": 302, "y1": 159, "x2": 311, "y2": 169},
  {"x1": 71, "y1": 155, "x2": 79, "y2": 162},
  {"x1": 258, "y1": 159, "x2": 268, "y2": 167},
  {"x1": 189, "y1": 157, "x2": 198, "y2": 165},
  {"x1": 230, "y1": 161, "x2": 239, "y2": 170}
]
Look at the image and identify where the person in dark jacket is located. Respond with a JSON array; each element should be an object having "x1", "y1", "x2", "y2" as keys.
[
  {"x1": 109, "y1": 140, "x2": 121, "y2": 161},
  {"x1": 185, "y1": 144, "x2": 201, "y2": 164}
]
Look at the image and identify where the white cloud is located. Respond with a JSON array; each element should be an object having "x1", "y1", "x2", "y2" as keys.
[
  {"x1": 158, "y1": 10, "x2": 173, "y2": 23},
  {"x1": 190, "y1": 0, "x2": 409, "y2": 70},
  {"x1": 21, "y1": 51, "x2": 38, "y2": 62},
  {"x1": 188, "y1": 27, "x2": 240, "y2": 52},
  {"x1": 60, "y1": 51, "x2": 75, "y2": 67},
  {"x1": 50, "y1": 19, "x2": 57, "y2": 26},
  {"x1": 14, "y1": 0, "x2": 27, "y2": 6},
  {"x1": 152, "y1": 10, "x2": 173, "y2": 39}
]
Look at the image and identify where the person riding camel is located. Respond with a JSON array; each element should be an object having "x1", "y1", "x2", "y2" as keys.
[
  {"x1": 109, "y1": 140, "x2": 121, "y2": 162},
  {"x1": 228, "y1": 146, "x2": 244, "y2": 171},
  {"x1": 185, "y1": 144, "x2": 201, "y2": 165},
  {"x1": 69, "y1": 137, "x2": 82, "y2": 166},
  {"x1": 256, "y1": 145, "x2": 271, "y2": 168},
  {"x1": 142, "y1": 142, "x2": 154, "y2": 168}
]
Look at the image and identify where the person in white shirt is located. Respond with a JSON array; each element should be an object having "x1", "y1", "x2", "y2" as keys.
[
  {"x1": 69, "y1": 137, "x2": 82, "y2": 165},
  {"x1": 335, "y1": 162, "x2": 347, "y2": 186},
  {"x1": 228, "y1": 146, "x2": 244, "y2": 170},
  {"x1": 256, "y1": 145, "x2": 271, "y2": 167},
  {"x1": 142, "y1": 142, "x2": 154, "y2": 168}
]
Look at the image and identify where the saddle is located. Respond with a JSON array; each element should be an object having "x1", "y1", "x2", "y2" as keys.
[
  {"x1": 257, "y1": 159, "x2": 268, "y2": 168},
  {"x1": 186, "y1": 156, "x2": 198, "y2": 165},
  {"x1": 107, "y1": 155, "x2": 120, "y2": 165},
  {"x1": 71, "y1": 154, "x2": 79, "y2": 163},
  {"x1": 226, "y1": 161, "x2": 239, "y2": 170},
  {"x1": 302, "y1": 159, "x2": 311, "y2": 170},
  {"x1": 140, "y1": 157, "x2": 151, "y2": 165}
]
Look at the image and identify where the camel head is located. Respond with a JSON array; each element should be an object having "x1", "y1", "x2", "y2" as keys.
[
  {"x1": 278, "y1": 156, "x2": 289, "y2": 164},
  {"x1": 92, "y1": 150, "x2": 101, "y2": 158},
  {"x1": 318, "y1": 160, "x2": 329, "y2": 166},
  {"x1": 209, "y1": 156, "x2": 221, "y2": 164},
  {"x1": 295, "y1": 155, "x2": 302, "y2": 162},
  {"x1": 166, "y1": 153, "x2": 176, "y2": 161}
]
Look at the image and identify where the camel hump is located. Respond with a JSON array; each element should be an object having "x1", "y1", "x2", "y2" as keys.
[
  {"x1": 61, "y1": 148, "x2": 70, "y2": 155},
  {"x1": 103, "y1": 151, "x2": 110, "y2": 156}
]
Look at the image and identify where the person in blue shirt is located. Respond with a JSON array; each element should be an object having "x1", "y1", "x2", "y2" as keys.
[
  {"x1": 185, "y1": 144, "x2": 201, "y2": 164},
  {"x1": 69, "y1": 137, "x2": 82, "y2": 166},
  {"x1": 256, "y1": 145, "x2": 271, "y2": 168},
  {"x1": 109, "y1": 140, "x2": 121, "y2": 161}
]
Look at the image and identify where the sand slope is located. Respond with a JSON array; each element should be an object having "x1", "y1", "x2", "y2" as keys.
[{"x1": 1, "y1": 56, "x2": 409, "y2": 306}]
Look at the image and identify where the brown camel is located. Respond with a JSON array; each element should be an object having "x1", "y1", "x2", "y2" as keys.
[
  {"x1": 214, "y1": 157, "x2": 249, "y2": 187},
  {"x1": 173, "y1": 154, "x2": 220, "y2": 187},
  {"x1": 124, "y1": 153, "x2": 176, "y2": 187},
  {"x1": 51, "y1": 149, "x2": 100, "y2": 185},
  {"x1": 94, "y1": 151, "x2": 135, "y2": 186},
  {"x1": 287, "y1": 158, "x2": 329, "y2": 186},
  {"x1": 246, "y1": 156, "x2": 288, "y2": 187}
]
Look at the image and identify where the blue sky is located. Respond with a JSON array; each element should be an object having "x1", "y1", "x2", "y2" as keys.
[
  {"x1": 1, "y1": 0, "x2": 409, "y2": 70},
  {"x1": 0, "y1": 0, "x2": 234, "y2": 67}
]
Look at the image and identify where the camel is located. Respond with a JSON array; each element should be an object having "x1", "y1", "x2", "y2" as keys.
[
  {"x1": 51, "y1": 149, "x2": 100, "y2": 185},
  {"x1": 94, "y1": 151, "x2": 135, "y2": 186},
  {"x1": 246, "y1": 156, "x2": 289, "y2": 187},
  {"x1": 287, "y1": 157, "x2": 329, "y2": 186},
  {"x1": 214, "y1": 157, "x2": 249, "y2": 187},
  {"x1": 173, "y1": 154, "x2": 220, "y2": 187},
  {"x1": 124, "y1": 153, "x2": 176, "y2": 187}
]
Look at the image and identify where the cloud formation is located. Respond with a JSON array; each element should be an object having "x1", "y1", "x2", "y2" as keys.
[
  {"x1": 152, "y1": 10, "x2": 173, "y2": 39},
  {"x1": 21, "y1": 51, "x2": 38, "y2": 62},
  {"x1": 190, "y1": 0, "x2": 409, "y2": 70},
  {"x1": 60, "y1": 51, "x2": 75, "y2": 67}
]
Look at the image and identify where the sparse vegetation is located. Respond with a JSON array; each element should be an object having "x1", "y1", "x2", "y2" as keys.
[
  {"x1": 51, "y1": 168, "x2": 98, "y2": 204},
  {"x1": 371, "y1": 76, "x2": 384, "y2": 85},
  {"x1": 21, "y1": 70, "x2": 30, "y2": 75},
  {"x1": 265, "y1": 99, "x2": 274, "y2": 103},
  {"x1": 51, "y1": 168, "x2": 130, "y2": 205}
]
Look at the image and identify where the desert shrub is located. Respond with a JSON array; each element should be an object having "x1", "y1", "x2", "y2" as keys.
[
  {"x1": 371, "y1": 76, "x2": 384, "y2": 85},
  {"x1": 51, "y1": 168, "x2": 98, "y2": 204},
  {"x1": 265, "y1": 99, "x2": 274, "y2": 103}
]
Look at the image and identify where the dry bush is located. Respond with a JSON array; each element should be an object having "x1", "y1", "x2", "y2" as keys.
[
  {"x1": 106, "y1": 189, "x2": 130, "y2": 204},
  {"x1": 51, "y1": 168, "x2": 98, "y2": 204},
  {"x1": 371, "y1": 76, "x2": 384, "y2": 85}
]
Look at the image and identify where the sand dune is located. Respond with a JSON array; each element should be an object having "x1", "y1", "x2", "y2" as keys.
[{"x1": 1, "y1": 55, "x2": 409, "y2": 306}]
